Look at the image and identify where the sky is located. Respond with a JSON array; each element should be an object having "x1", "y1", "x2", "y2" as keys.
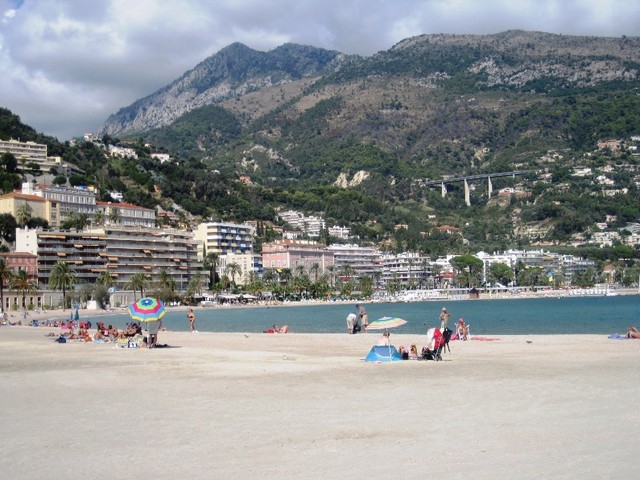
[{"x1": 1, "y1": 0, "x2": 639, "y2": 140}]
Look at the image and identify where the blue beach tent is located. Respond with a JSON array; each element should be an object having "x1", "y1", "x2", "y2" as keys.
[{"x1": 364, "y1": 345, "x2": 402, "y2": 362}]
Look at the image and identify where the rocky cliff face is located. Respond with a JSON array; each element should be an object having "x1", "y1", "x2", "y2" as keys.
[
  {"x1": 99, "y1": 43, "x2": 344, "y2": 135},
  {"x1": 99, "y1": 31, "x2": 640, "y2": 139}
]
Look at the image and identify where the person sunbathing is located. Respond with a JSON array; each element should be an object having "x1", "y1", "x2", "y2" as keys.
[
  {"x1": 409, "y1": 344, "x2": 418, "y2": 359},
  {"x1": 627, "y1": 327, "x2": 640, "y2": 339},
  {"x1": 457, "y1": 318, "x2": 469, "y2": 341},
  {"x1": 376, "y1": 331, "x2": 391, "y2": 346},
  {"x1": 279, "y1": 325, "x2": 289, "y2": 333}
]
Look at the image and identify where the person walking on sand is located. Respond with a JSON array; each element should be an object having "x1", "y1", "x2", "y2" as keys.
[
  {"x1": 356, "y1": 304, "x2": 368, "y2": 332},
  {"x1": 187, "y1": 308, "x2": 197, "y2": 332}
]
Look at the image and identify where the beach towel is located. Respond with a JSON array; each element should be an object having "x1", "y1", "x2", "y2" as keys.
[
  {"x1": 470, "y1": 336, "x2": 500, "y2": 341},
  {"x1": 607, "y1": 333, "x2": 628, "y2": 340}
]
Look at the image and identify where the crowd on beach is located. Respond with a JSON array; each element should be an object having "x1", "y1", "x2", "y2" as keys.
[{"x1": 37, "y1": 319, "x2": 168, "y2": 348}]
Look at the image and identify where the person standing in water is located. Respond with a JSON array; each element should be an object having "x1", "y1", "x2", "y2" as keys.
[
  {"x1": 356, "y1": 304, "x2": 368, "y2": 332},
  {"x1": 187, "y1": 308, "x2": 197, "y2": 332}
]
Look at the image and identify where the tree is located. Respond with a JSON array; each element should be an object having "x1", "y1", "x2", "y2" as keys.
[
  {"x1": 204, "y1": 252, "x2": 220, "y2": 289},
  {"x1": 93, "y1": 210, "x2": 104, "y2": 226},
  {"x1": 127, "y1": 272, "x2": 148, "y2": 301},
  {"x1": 1, "y1": 152, "x2": 17, "y2": 173},
  {"x1": 108, "y1": 207, "x2": 121, "y2": 225},
  {"x1": 97, "y1": 270, "x2": 114, "y2": 287},
  {"x1": 0, "y1": 258, "x2": 13, "y2": 312},
  {"x1": 489, "y1": 262, "x2": 514, "y2": 287},
  {"x1": 15, "y1": 203, "x2": 32, "y2": 227},
  {"x1": 309, "y1": 262, "x2": 320, "y2": 281},
  {"x1": 11, "y1": 269, "x2": 37, "y2": 311},
  {"x1": 49, "y1": 260, "x2": 77, "y2": 309},
  {"x1": 450, "y1": 254, "x2": 484, "y2": 288},
  {"x1": 225, "y1": 262, "x2": 242, "y2": 285},
  {"x1": 157, "y1": 268, "x2": 176, "y2": 292},
  {"x1": 0, "y1": 214, "x2": 17, "y2": 243}
]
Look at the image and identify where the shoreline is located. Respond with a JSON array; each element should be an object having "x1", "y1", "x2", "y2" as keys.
[{"x1": 8, "y1": 287, "x2": 638, "y2": 324}]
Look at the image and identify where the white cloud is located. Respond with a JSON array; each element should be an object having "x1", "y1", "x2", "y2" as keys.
[{"x1": 0, "y1": 0, "x2": 638, "y2": 139}]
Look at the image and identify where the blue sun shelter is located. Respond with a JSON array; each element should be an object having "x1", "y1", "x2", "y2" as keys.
[{"x1": 365, "y1": 345, "x2": 402, "y2": 362}]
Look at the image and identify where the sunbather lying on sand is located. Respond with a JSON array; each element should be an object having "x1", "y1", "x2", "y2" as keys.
[{"x1": 627, "y1": 327, "x2": 640, "y2": 339}]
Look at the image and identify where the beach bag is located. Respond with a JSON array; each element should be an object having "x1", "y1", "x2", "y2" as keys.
[{"x1": 56, "y1": 336, "x2": 66, "y2": 343}]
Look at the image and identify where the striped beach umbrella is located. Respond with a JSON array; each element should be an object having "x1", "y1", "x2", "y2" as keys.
[
  {"x1": 128, "y1": 297, "x2": 166, "y2": 323},
  {"x1": 367, "y1": 316, "x2": 408, "y2": 330}
]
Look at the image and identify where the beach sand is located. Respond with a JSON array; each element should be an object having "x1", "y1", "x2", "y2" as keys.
[{"x1": 0, "y1": 325, "x2": 637, "y2": 480}]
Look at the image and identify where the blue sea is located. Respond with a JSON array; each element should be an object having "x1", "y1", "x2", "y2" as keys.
[{"x1": 81, "y1": 295, "x2": 638, "y2": 335}]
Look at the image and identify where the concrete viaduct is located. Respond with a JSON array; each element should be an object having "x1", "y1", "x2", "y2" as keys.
[{"x1": 416, "y1": 170, "x2": 530, "y2": 206}]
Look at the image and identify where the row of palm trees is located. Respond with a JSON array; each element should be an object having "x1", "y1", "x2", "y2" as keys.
[{"x1": 0, "y1": 258, "x2": 77, "y2": 312}]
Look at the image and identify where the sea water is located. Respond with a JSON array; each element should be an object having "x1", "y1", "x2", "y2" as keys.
[{"x1": 81, "y1": 295, "x2": 638, "y2": 335}]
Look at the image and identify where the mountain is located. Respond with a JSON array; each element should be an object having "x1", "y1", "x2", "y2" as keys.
[
  {"x1": 98, "y1": 31, "x2": 640, "y2": 183},
  {"x1": 99, "y1": 42, "x2": 345, "y2": 135},
  {"x1": 15, "y1": 31, "x2": 640, "y2": 258}
]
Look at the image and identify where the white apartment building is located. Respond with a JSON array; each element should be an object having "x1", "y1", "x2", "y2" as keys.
[
  {"x1": 108, "y1": 145, "x2": 138, "y2": 159},
  {"x1": 326, "y1": 244, "x2": 381, "y2": 280},
  {"x1": 0, "y1": 138, "x2": 47, "y2": 163},
  {"x1": 194, "y1": 221, "x2": 255, "y2": 260},
  {"x1": 218, "y1": 252, "x2": 262, "y2": 286},
  {"x1": 379, "y1": 252, "x2": 432, "y2": 288},
  {"x1": 278, "y1": 210, "x2": 325, "y2": 237},
  {"x1": 22, "y1": 182, "x2": 96, "y2": 226}
]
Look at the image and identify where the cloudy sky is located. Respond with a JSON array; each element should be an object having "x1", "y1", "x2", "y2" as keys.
[{"x1": 1, "y1": 0, "x2": 638, "y2": 140}]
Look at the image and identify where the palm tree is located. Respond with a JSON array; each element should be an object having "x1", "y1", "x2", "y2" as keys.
[
  {"x1": 204, "y1": 252, "x2": 220, "y2": 289},
  {"x1": 309, "y1": 263, "x2": 320, "y2": 282},
  {"x1": 11, "y1": 269, "x2": 37, "y2": 311},
  {"x1": 107, "y1": 207, "x2": 121, "y2": 225},
  {"x1": 0, "y1": 259, "x2": 13, "y2": 313},
  {"x1": 157, "y1": 268, "x2": 176, "y2": 292},
  {"x1": 225, "y1": 262, "x2": 242, "y2": 285},
  {"x1": 97, "y1": 270, "x2": 114, "y2": 287},
  {"x1": 93, "y1": 210, "x2": 104, "y2": 226},
  {"x1": 127, "y1": 272, "x2": 148, "y2": 301},
  {"x1": 15, "y1": 203, "x2": 32, "y2": 227},
  {"x1": 262, "y1": 269, "x2": 276, "y2": 286},
  {"x1": 49, "y1": 260, "x2": 77, "y2": 309}
]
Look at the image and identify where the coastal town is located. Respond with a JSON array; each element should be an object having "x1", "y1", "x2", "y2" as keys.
[{"x1": 0, "y1": 136, "x2": 635, "y2": 312}]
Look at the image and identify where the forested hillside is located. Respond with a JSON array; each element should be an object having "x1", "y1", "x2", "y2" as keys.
[{"x1": 2, "y1": 31, "x2": 640, "y2": 264}]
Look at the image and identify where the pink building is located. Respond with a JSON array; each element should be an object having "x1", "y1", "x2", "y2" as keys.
[
  {"x1": 0, "y1": 252, "x2": 38, "y2": 282},
  {"x1": 261, "y1": 240, "x2": 334, "y2": 273}
]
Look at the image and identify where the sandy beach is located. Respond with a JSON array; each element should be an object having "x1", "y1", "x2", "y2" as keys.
[{"x1": 0, "y1": 322, "x2": 637, "y2": 480}]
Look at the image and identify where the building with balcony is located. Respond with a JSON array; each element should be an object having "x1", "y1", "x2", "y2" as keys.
[
  {"x1": 0, "y1": 191, "x2": 50, "y2": 224},
  {"x1": 22, "y1": 182, "x2": 96, "y2": 227},
  {"x1": 194, "y1": 222, "x2": 255, "y2": 260},
  {"x1": 326, "y1": 244, "x2": 381, "y2": 280},
  {"x1": 16, "y1": 226, "x2": 200, "y2": 305},
  {"x1": 261, "y1": 240, "x2": 333, "y2": 273},
  {"x1": 96, "y1": 201, "x2": 156, "y2": 228},
  {"x1": 0, "y1": 138, "x2": 47, "y2": 163},
  {"x1": 379, "y1": 252, "x2": 432, "y2": 289}
]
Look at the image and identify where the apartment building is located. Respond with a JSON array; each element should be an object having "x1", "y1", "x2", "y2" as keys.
[
  {"x1": 97, "y1": 201, "x2": 156, "y2": 228},
  {"x1": 261, "y1": 240, "x2": 333, "y2": 273},
  {"x1": 194, "y1": 222, "x2": 255, "y2": 259},
  {"x1": 0, "y1": 191, "x2": 50, "y2": 223},
  {"x1": 0, "y1": 139, "x2": 83, "y2": 175},
  {"x1": 0, "y1": 138, "x2": 47, "y2": 163},
  {"x1": 22, "y1": 182, "x2": 96, "y2": 227},
  {"x1": 278, "y1": 210, "x2": 325, "y2": 237},
  {"x1": 379, "y1": 252, "x2": 432, "y2": 288},
  {"x1": 16, "y1": 226, "x2": 199, "y2": 299},
  {"x1": 326, "y1": 244, "x2": 381, "y2": 280}
]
